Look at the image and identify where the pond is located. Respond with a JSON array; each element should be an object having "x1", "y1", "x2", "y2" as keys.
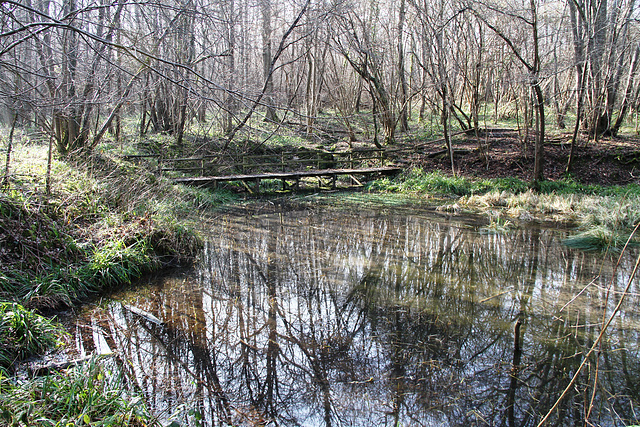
[{"x1": 70, "y1": 203, "x2": 640, "y2": 426}]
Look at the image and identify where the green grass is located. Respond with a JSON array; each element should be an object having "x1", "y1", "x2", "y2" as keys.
[
  {"x1": 368, "y1": 169, "x2": 530, "y2": 196},
  {"x1": 0, "y1": 303, "x2": 63, "y2": 371},
  {"x1": 0, "y1": 192, "x2": 202, "y2": 310},
  {"x1": 0, "y1": 358, "x2": 156, "y2": 426},
  {"x1": 370, "y1": 168, "x2": 640, "y2": 251}
]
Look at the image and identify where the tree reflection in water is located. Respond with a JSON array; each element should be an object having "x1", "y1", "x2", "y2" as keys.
[{"x1": 73, "y1": 207, "x2": 640, "y2": 426}]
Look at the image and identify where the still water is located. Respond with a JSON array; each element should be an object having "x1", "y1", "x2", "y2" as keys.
[{"x1": 72, "y1": 204, "x2": 640, "y2": 426}]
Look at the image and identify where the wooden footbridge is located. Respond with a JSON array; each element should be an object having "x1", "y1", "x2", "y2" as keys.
[{"x1": 127, "y1": 148, "x2": 402, "y2": 193}]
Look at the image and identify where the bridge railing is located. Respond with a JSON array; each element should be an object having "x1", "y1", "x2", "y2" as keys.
[{"x1": 152, "y1": 149, "x2": 387, "y2": 177}]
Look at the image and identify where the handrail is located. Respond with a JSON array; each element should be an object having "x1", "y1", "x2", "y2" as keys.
[{"x1": 155, "y1": 149, "x2": 388, "y2": 177}]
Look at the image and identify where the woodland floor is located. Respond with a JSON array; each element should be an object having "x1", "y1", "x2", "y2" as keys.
[{"x1": 395, "y1": 129, "x2": 640, "y2": 186}]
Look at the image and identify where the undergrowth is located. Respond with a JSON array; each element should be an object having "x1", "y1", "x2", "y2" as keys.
[{"x1": 0, "y1": 302, "x2": 63, "y2": 372}]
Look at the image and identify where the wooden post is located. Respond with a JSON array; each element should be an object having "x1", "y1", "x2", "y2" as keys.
[{"x1": 331, "y1": 174, "x2": 336, "y2": 189}]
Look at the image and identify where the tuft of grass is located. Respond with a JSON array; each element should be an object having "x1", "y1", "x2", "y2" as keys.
[
  {"x1": 563, "y1": 226, "x2": 638, "y2": 252},
  {"x1": 0, "y1": 358, "x2": 157, "y2": 426},
  {"x1": 479, "y1": 212, "x2": 514, "y2": 235},
  {"x1": 79, "y1": 239, "x2": 157, "y2": 291},
  {"x1": 0, "y1": 302, "x2": 63, "y2": 371}
]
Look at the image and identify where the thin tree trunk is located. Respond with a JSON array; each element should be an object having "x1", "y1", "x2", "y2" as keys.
[
  {"x1": 262, "y1": 0, "x2": 279, "y2": 123},
  {"x1": 443, "y1": 85, "x2": 455, "y2": 176},
  {"x1": 532, "y1": 81, "x2": 545, "y2": 185},
  {"x1": 567, "y1": 63, "x2": 588, "y2": 174},
  {"x1": 1, "y1": 114, "x2": 18, "y2": 188},
  {"x1": 397, "y1": 0, "x2": 409, "y2": 132},
  {"x1": 612, "y1": 42, "x2": 640, "y2": 135},
  {"x1": 46, "y1": 135, "x2": 53, "y2": 194},
  {"x1": 223, "y1": 0, "x2": 237, "y2": 135}
]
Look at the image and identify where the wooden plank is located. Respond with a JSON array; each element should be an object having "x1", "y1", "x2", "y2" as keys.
[
  {"x1": 121, "y1": 154, "x2": 160, "y2": 159},
  {"x1": 157, "y1": 148, "x2": 390, "y2": 175},
  {"x1": 122, "y1": 303, "x2": 164, "y2": 326}
]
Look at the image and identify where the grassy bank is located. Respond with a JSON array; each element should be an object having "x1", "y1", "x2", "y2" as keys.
[
  {"x1": 0, "y1": 357, "x2": 153, "y2": 426},
  {"x1": 0, "y1": 142, "x2": 236, "y2": 425},
  {"x1": 369, "y1": 168, "x2": 640, "y2": 250}
]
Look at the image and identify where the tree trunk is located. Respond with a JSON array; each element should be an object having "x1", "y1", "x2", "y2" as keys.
[
  {"x1": 1, "y1": 114, "x2": 18, "y2": 188},
  {"x1": 397, "y1": 0, "x2": 409, "y2": 132},
  {"x1": 532, "y1": 81, "x2": 545, "y2": 184},
  {"x1": 223, "y1": 0, "x2": 237, "y2": 135},
  {"x1": 611, "y1": 42, "x2": 640, "y2": 135},
  {"x1": 262, "y1": 0, "x2": 280, "y2": 123}
]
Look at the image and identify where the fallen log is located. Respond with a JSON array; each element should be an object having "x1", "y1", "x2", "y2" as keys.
[{"x1": 122, "y1": 303, "x2": 164, "y2": 326}]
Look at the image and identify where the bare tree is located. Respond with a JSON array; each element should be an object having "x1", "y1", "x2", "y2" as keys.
[
  {"x1": 397, "y1": 0, "x2": 409, "y2": 132},
  {"x1": 568, "y1": 0, "x2": 639, "y2": 137},
  {"x1": 333, "y1": 3, "x2": 398, "y2": 145},
  {"x1": 470, "y1": 0, "x2": 547, "y2": 185}
]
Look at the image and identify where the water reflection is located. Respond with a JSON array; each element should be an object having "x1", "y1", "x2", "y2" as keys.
[{"x1": 73, "y1": 207, "x2": 640, "y2": 426}]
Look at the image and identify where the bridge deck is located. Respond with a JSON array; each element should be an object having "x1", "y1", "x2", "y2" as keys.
[{"x1": 172, "y1": 166, "x2": 402, "y2": 192}]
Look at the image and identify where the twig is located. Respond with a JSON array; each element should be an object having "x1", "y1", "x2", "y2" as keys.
[
  {"x1": 479, "y1": 287, "x2": 513, "y2": 303},
  {"x1": 536, "y1": 223, "x2": 640, "y2": 426}
]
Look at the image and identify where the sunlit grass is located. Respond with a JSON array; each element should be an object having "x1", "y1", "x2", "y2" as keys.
[
  {"x1": 370, "y1": 168, "x2": 640, "y2": 250},
  {"x1": 368, "y1": 168, "x2": 529, "y2": 196},
  {"x1": 0, "y1": 302, "x2": 63, "y2": 371},
  {"x1": 0, "y1": 358, "x2": 157, "y2": 426}
]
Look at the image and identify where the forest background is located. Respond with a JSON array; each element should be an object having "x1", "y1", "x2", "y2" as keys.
[{"x1": 1, "y1": 0, "x2": 639, "y2": 185}]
